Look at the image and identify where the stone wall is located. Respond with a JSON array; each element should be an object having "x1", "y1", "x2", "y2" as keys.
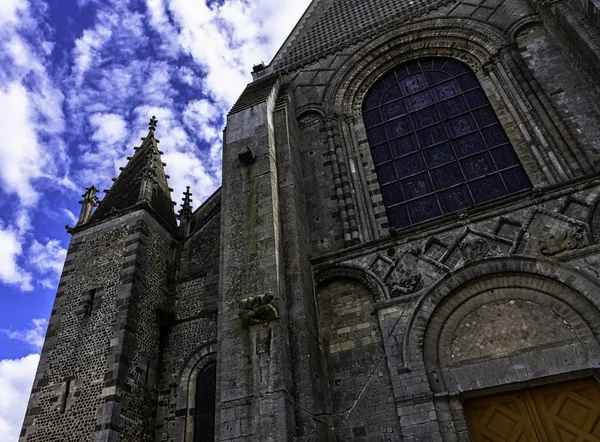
[
  {"x1": 20, "y1": 218, "x2": 129, "y2": 442},
  {"x1": 116, "y1": 217, "x2": 174, "y2": 441},
  {"x1": 312, "y1": 181, "x2": 600, "y2": 440},
  {"x1": 156, "y1": 207, "x2": 221, "y2": 442},
  {"x1": 317, "y1": 280, "x2": 400, "y2": 441},
  {"x1": 20, "y1": 210, "x2": 175, "y2": 442}
]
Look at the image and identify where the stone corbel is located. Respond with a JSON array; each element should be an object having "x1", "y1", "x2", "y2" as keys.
[{"x1": 238, "y1": 294, "x2": 279, "y2": 326}]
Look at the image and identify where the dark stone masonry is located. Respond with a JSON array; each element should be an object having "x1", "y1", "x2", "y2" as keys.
[{"x1": 20, "y1": 0, "x2": 600, "y2": 440}]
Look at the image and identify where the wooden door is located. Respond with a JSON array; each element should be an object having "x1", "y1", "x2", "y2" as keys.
[
  {"x1": 530, "y1": 378, "x2": 600, "y2": 441},
  {"x1": 464, "y1": 378, "x2": 600, "y2": 442},
  {"x1": 464, "y1": 390, "x2": 541, "y2": 441}
]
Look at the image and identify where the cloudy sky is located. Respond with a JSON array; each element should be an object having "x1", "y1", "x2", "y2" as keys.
[{"x1": 0, "y1": 0, "x2": 310, "y2": 439}]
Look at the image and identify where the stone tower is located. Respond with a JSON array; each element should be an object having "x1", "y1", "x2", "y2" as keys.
[{"x1": 21, "y1": 0, "x2": 600, "y2": 441}]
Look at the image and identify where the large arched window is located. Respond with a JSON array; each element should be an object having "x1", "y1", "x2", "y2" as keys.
[
  {"x1": 363, "y1": 58, "x2": 531, "y2": 229},
  {"x1": 193, "y1": 361, "x2": 216, "y2": 442}
]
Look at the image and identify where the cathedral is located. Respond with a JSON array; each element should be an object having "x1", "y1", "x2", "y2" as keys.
[{"x1": 19, "y1": 0, "x2": 600, "y2": 440}]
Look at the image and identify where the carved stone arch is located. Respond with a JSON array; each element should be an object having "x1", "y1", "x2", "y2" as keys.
[
  {"x1": 320, "y1": 14, "x2": 570, "y2": 193},
  {"x1": 507, "y1": 15, "x2": 543, "y2": 43},
  {"x1": 324, "y1": 17, "x2": 507, "y2": 116},
  {"x1": 176, "y1": 342, "x2": 217, "y2": 442},
  {"x1": 314, "y1": 263, "x2": 389, "y2": 302},
  {"x1": 296, "y1": 105, "x2": 326, "y2": 119},
  {"x1": 403, "y1": 257, "x2": 600, "y2": 394},
  {"x1": 296, "y1": 107, "x2": 326, "y2": 129}
]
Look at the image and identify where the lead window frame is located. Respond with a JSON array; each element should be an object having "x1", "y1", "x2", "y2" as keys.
[{"x1": 362, "y1": 57, "x2": 532, "y2": 230}]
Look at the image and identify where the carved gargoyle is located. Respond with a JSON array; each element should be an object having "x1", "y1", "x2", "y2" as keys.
[{"x1": 238, "y1": 294, "x2": 279, "y2": 325}]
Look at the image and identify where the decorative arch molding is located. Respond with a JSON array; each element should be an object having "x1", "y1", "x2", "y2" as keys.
[
  {"x1": 319, "y1": 14, "x2": 583, "y2": 191},
  {"x1": 175, "y1": 342, "x2": 217, "y2": 442},
  {"x1": 296, "y1": 105, "x2": 326, "y2": 120},
  {"x1": 507, "y1": 15, "x2": 543, "y2": 43},
  {"x1": 314, "y1": 263, "x2": 389, "y2": 302},
  {"x1": 324, "y1": 17, "x2": 507, "y2": 116},
  {"x1": 402, "y1": 257, "x2": 600, "y2": 393},
  {"x1": 296, "y1": 107, "x2": 326, "y2": 129}
]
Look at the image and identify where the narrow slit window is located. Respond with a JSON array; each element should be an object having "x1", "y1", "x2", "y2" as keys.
[
  {"x1": 87, "y1": 289, "x2": 96, "y2": 315},
  {"x1": 60, "y1": 379, "x2": 71, "y2": 413},
  {"x1": 362, "y1": 58, "x2": 531, "y2": 230},
  {"x1": 145, "y1": 360, "x2": 151, "y2": 386}
]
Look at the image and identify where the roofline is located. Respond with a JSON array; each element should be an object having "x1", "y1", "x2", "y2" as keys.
[{"x1": 267, "y1": 0, "x2": 319, "y2": 71}]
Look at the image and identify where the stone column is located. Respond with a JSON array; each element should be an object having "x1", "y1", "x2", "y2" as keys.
[{"x1": 217, "y1": 77, "x2": 296, "y2": 441}]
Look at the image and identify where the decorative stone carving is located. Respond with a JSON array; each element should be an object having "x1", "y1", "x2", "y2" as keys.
[
  {"x1": 539, "y1": 226, "x2": 586, "y2": 255},
  {"x1": 138, "y1": 166, "x2": 157, "y2": 202},
  {"x1": 238, "y1": 294, "x2": 279, "y2": 325},
  {"x1": 390, "y1": 273, "x2": 422, "y2": 297},
  {"x1": 298, "y1": 113, "x2": 323, "y2": 128},
  {"x1": 460, "y1": 238, "x2": 494, "y2": 263},
  {"x1": 315, "y1": 264, "x2": 387, "y2": 302}
]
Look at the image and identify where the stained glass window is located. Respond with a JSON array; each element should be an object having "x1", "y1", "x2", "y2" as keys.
[
  {"x1": 363, "y1": 58, "x2": 531, "y2": 229},
  {"x1": 194, "y1": 362, "x2": 216, "y2": 442}
]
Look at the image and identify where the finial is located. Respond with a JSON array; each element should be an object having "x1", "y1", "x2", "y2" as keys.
[
  {"x1": 149, "y1": 115, "x2": 158, "y2": 134},
  {"x1": 76, "y1": 185, "x2": 100, "y2": 226},
  {"x1": 178, "y1": 186, "x2": 193, "y2": 236},
  {"x1": 80, "y1": 186, "x2": 99, "y2": 205},
  {"x1": 178, "y1": 186, "x2": 193, "y2": 220}
]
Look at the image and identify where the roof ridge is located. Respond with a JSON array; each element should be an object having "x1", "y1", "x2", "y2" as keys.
[{"x1": 269, "y1": 0, "x2": 456, "y2": 72}]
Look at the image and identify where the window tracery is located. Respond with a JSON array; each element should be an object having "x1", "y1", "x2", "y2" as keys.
[{"x1": 363, "y1": 58, "x2": 531, "y2": 229}]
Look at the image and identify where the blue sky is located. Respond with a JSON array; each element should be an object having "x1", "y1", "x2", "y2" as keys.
[{"x1": 0, "y1": 0, "x2": 309, "y2": 439}]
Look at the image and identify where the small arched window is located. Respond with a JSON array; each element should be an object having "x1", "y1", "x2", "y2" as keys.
[
  {"x1": 193, "y1": 361, "x2": 216, "y2": 442},
  {"x1": 363, "y1": 58, "x2": 531, "y2": 229}
]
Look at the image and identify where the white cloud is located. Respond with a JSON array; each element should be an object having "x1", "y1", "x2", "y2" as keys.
[
  {"x1": 0, "y1": 0, "x2": 26, "y2": 28},
  {"x1": 166, "y1": 0, "x2": 310, "y2": 106},
  {"x1": 183, "y1": 99, "x2": 223, "y2": 141},
  {"x1": 177, "y1": 66, "x2": 195, "y2": 85},
  {"x1": 14, "y1": 208, "x2": 32, "y2": 236},
  {"x1": 0, "y1": 1, "x2": 67, "y2": 297},
  {"x1": 27, "y1": 240, "x2": 67, "y2": 278},
  {"x1": 89, "y1": 113, "x2": 128, "y2": 146},
  {"x1": 73, "y1": 23, "x2": 113, "y2": 84},
  {"x1": 62, "y1": 209, "x2": 78, "y2": 225},
  {"x1": 162, "y1": 150, "x2": 218, "y2": 204},
  {"x1": 0, "y1": 354, "x2": 40, "y2": 442},
  {"x1": 0, "y1": 83, "x2": 46, "y2": 206},
  {"x1": 0, "y1": 226, "x2": 33, "y2": 292},
  {"x1": 145, "y1": 0, "x2": 180, "y2": 56},
  {"x1": 1, "y1": 319, "x2": 48, "y2": 350}
]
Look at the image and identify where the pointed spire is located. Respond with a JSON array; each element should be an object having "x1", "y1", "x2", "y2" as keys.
[
  {"x1": 178, "y1": 186, "x2": 193, "y2": 237},
  {"x1": 89, "y1": 116, "x2": 177, "y2": 229},
  {"x1": 77, "y1": 186, "x2": 99, "y2": 226}
]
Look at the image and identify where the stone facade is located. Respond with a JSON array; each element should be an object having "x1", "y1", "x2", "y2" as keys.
[{"x1": 20, "y1": 0, "x2": 600, "y2": 441}]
